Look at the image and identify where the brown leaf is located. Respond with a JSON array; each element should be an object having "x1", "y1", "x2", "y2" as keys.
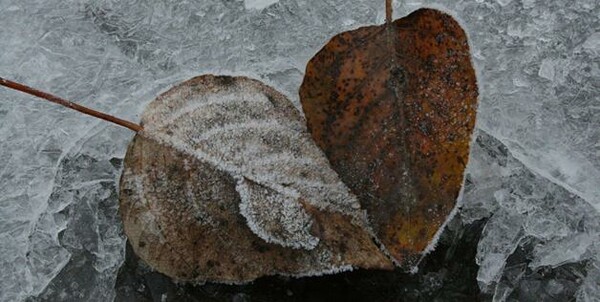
[
  {"x1": 119, "y1": 75, "x2": 393, "y2": 283},
  {"x1": 299, "y1": 8, "x2": 479, "y2": 266}
]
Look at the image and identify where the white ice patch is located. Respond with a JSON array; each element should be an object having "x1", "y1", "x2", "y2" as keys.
[
  {"x1": 582, "y1": 32, "x2": 600, "y2": 54},
  {"x1": 538, "y1": 58, "x2": 556, "y2": 81},
  {"x1": 244, "y1": 0, "x2": 279, "y2": 10}
]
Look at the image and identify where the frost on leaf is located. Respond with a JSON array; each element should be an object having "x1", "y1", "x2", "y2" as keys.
[
  {"x1": 119, "y1": 75, "x2": 393, "y2": 283},
  {"x1": 236, "y1": 177, "x2": 319, "y2": 250},
  {"x1": 300, "y1": 8, "x2": 479, "y2": 266}
]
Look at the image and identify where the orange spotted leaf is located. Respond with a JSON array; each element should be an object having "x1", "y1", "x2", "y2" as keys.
[{"x1": 300, "y1": 8, "x2": 478, "y2": 266}]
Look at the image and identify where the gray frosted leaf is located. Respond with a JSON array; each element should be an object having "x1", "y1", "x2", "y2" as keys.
[{"x1": 119, "y1": 75, "x2": 393, "y2": 283}]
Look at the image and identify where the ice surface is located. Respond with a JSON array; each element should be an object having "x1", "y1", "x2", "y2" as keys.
[
  {"x1": 0, "y1": 0, "x2": 598, "y2": 301},
  {"x1": 26, "y1": 142, "x2": 126, "y2": 302},
  {"x1": 462, "y1": 130, "x2": 600, "y2": 300},
  {"x1": 577, "y1": 260, "x2": 600, "y2": 301}
]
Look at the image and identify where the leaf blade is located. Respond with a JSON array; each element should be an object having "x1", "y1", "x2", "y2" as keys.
[
  {"x1": 300, "y1": 8, "x2": 479, "y2": 266},
  {"x1": 120, "y1": 75, "x2": 394, "y2": 282}
]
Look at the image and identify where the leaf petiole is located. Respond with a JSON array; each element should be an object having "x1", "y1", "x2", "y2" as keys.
[
  {"x1": 0, "y1": 77, "x2": 142, "y2": 132},
  {"x1": 386, "y1": 0, "x2": 393, "y2": 24}
]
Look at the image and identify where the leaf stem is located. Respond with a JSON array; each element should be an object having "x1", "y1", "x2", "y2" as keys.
[
  {"x1": 386, "y1": 0, "x2": 392, "y2": 24},
  {"x1": 0, "y1": 77, "x2": 143, "y2": 132}
]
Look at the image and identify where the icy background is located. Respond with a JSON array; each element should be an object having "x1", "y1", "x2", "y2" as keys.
[{"x1": 0, "y1": 0, "x2": 598, "y2": 301}]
